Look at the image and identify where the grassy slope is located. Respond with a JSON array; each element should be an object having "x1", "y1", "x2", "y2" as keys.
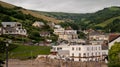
[
  {"x1": 95, "y1": 16, "x2": 120, "y2": 27},
  {"x1": 21, "y1": 9, "x2": 64, "y2": 23},
  {"x1": 0, "y1": 1, "x2": 15, "y2": 8},
  {"x1": 0, "y1": 1, "x2": 63, "y2": 23},
  {"x1": 9, "y1": 44, "x2": 51, "y2": 59}
]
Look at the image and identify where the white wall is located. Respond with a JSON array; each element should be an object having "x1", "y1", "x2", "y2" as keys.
[{"x1": 51, "y1": 44, "x2": 108, "y2": 62}]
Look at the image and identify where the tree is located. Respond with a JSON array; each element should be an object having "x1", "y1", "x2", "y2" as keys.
[
  {"x1": 108, "y1": 42, "x2": 120, "y2": 67},
  {"x1": 0, "y1": 41, "x2": 6, "y2": 67},
  {"x1": 0, "y1": 40, "x2": 17, "y2": 67}
]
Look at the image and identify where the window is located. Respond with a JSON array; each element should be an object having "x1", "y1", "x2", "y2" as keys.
[
  {"x1": 72, "y1": 47, "x2": 74, "y2": 50},
  {"x1": 83, "y1": 53, "x2": 86, "y2": 57},
  {"x1": 79, "y1": 47, "x2": 81, "y2": 51},
  {"x1": 79, "y1": 59, "x2": 81, "y2": 61},
  {"x1": 9, "y1": 31, "x2": 12, "y2": 33},
  {"x1": 87, "y1": 47, "x2": 89, "y2": 51},
  {"x1": 79, "y1": 53, "x2": 81, "y2": 57},
  {"x1": 99, "y1": 52, "x2": 100, "y2": 55},
  {"x1": 53, "y1": 48, "x2": 56, "y2": 51},
  {"x1": 95, "y1": 52, "x2": 97, "y2": 56},
  {"x1": 6, "y1": 25, "x2": 11, "y2": 27},
  {"x1": 99, "y1": 47, "x2": 101, "y2": 50},
  {"x1": 92, "y1": 47, "x2": 93, "y2": 51},
  {"x1": 87, "y1": 53, "x2": 89, "y2": 57},
  {"x1": 91, "y1": 53, "x2": 93, "y2": 56},
  {"x1": 5, "y1": 31, "x2": 8, "y2": 33},
  {"x1": 72, "y1": 53, "x2": 74, "y2": 56},
  {"x1": 96, "y1": 47, "x2": 97, "y2": 50},
  {"x1": 57, "y1": 47, "x2": 62, "y2": 50}
]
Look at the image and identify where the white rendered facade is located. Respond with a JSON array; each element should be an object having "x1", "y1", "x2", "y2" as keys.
[
  {"x1": 69, "y1": 45, "x2": 108, "y2": 61},
  {"x1": 51, "y1": 44, "x2": 108, "y2": 62}
]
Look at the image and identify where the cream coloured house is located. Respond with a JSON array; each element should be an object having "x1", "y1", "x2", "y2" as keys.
[
  {"x1": 89, "y1": 33, "x2": 108, "y2": 41},
  {"x1": 32, "y1": 21, "x2": 45, "y2": 28},
  {"x1": 54, "y1": 28, "x2": 78, "y2": 40}
]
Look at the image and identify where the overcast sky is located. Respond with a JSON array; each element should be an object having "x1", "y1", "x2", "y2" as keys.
[{"x1": 1, "y1": 0, "x2": 120, "y2": 13}]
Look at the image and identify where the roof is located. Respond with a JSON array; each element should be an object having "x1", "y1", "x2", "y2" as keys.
[
  {"x1": 2, "y1": 22, "x2": 20, "y2": 25},
  {"x1": 33, "y1": 21, "x2": 45, "y2": 25},
  {"x1": 109, "y1": 33, "x2": 120, "y2": 42},
  {"x1": 2, "y1": 22, "x2": 21, "y2": 28}
]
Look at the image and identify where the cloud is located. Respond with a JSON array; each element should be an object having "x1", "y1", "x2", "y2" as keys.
[{"x1": 1, "y1": 0, "x2": 120, "y2": 13}]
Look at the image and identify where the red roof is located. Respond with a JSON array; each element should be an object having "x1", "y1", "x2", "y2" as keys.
[{"x1": 109, "y1": 33, "x2": 120, "y2": 42}]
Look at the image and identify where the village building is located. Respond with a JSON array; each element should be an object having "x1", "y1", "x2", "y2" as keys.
[
  {"x1": 89, "y1": 32, "x2": 108, "y2": 41},
  {"x1": 51, "y1": 41, "x2": 108, "y2": 62},
  {"x1": 54, "y1": 28, "x2": 78, "y2": 40},
  {"x1": 1, "y1": 22, "x2": 27, "y2": 36},
  {"x1": 47, "y1": 22, "x2": 55, "y2": 29},
  {"x1": 32, "y1": 21, "x2": 45, "y2": 28},
  {"x1": 109, "y1": 33, "x2": 120, "y2": 49},
  {"x1": 39, "y1": 31, "x2": 51, "y2": 37}
]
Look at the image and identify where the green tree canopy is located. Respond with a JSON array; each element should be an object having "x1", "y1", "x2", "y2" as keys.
[{"x1": 109, "y1": 42, "x2": 120, "y2": 67}]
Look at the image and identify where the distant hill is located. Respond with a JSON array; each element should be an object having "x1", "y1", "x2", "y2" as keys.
[
  {"x1": 32, "y1": 6, "x2": 120, "y2": 32},
  {"x1": 1, "y1": 0, "x2": 120, "y2": 32}
]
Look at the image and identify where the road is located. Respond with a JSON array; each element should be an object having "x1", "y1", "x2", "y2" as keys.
[{"x1": 3, "y1": 59, "x2": 108, "y2": 67}]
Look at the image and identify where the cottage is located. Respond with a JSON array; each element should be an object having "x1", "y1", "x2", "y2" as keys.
[{"x1": 32, "y1": 21, "x2": 45, "y2": 28}]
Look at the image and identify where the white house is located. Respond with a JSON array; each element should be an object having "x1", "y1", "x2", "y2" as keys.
[
  {"x1": 51, "y1": 42, "x2": 108, "y2": 62},
  {"x1": 109, "y1": 33, "x2": 120, "y2": 49},
  {"x1": 69, "y1": 44, "x2": 108, "y2": 61},
  {"x1": 51, "y1": 44, "x2": 70, "y2": 57},
  {"x1": 54, "y1": 25, "x2": 62, "y2": 29},
  {"x1": 1, "y1": 22, "x2": 27, "y2": 36}
]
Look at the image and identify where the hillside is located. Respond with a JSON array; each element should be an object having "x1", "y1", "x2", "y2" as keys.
[
  {"x1": 0, "y1": 1, "x2": 63, "y2": 23},
  {"x1": 33, "y1": 6, "x2": 120, "y2": 32},
  {"x1": 0, "y1": 1, "x2": 59, "y2": 44},
  {"x1": 0, "y1": 1, "x2": 57, "y2": 60}
]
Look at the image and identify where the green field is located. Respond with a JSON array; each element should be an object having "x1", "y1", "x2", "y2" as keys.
[
  {"x1": 9, "y1": 44, "x2": 51, "y2": 59},
  {"x1": 96, "y1": 16, "x2": 120, "y2": 27}
]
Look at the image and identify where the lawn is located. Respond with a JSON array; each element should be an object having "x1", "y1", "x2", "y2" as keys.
[{"x1": 9, "y1": 44, "x2": 51, "y2": 59}]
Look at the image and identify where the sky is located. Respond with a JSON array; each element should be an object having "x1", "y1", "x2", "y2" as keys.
[{"x1": 1, "y1": 0, "x2": 120, "y2": 13}]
